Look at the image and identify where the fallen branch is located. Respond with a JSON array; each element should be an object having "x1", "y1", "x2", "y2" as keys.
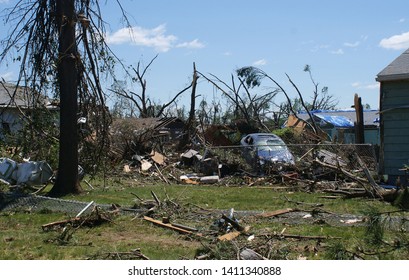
[
  {"x1": 100, "y1": 249, "x2": 150, "y2": 260},
  {"x1": 319, "y1": 195, "x2": 342, "y2": 199},
  {"x1": 42, "y1": 207, "x2": 112, "y2": 231},
  {"x1": 154, "y1": 163, "x2": 170, "y2": 184},
  {"x1": 355, "y1": 154, "x2": 384, "y2": 199},
  {"x1": 266, "y1": 233, "x2": 340, "y2": 240},
  {"x1": 143, "y1": 216, "x2": 202, "y2": 237},
  {"x1": 313, "y1": 159, "x2": 367, "y2": 184},
  {"x1": 42, "y1": 217, "x2": 81, "y2": 231},
  {"x1": 151, "y1": 191, "x2": 161, "y2": 206},
  {"x1": 131, "y1": 192, "x2": 144, "y2": 201},
  {"x1": 323, "y1": 189, "x2": 370, "y2": 199},
  {"x1": 170, "y1": 222, "x2": 198, "y2": 232}
]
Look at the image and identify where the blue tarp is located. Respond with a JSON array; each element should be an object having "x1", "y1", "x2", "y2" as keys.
[{"x1": 314, "y1": 114, "x2": 354, "y2": 128}]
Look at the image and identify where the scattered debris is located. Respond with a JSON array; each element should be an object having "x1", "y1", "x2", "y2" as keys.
[
  {"x1": 240, "y1": 248, "x2": 267, "y2": 260},
  {"x1": 340, "y1": 218, "x2": 363, "y2": 224},
  {"x1": 41, "y1": 206, "x2": 114, "y2": 231},
  {"x1": 0, "y1": 157, "x2": 53, "y2": 187},
  {"x1": 218, "y1": 231, "x2": 242, "y2": 241},
  {"x1": 200, "y1": 175, "x2": 219, "y2": 184},
  {"x1": 150, "y1": 150, "x2": 166, "y2": 165},
  {"x1": 96, "y1": 248, "x2": 150, "y2": 260}
]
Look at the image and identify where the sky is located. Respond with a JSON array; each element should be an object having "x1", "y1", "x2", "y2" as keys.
[{"x1": 1, "y1": 0, "x2": 409, "y2": 111}]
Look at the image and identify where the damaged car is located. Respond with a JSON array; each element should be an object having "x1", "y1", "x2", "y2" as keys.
[{"x1": 240, "y1": 133, "x2": 295, "y2": 173}]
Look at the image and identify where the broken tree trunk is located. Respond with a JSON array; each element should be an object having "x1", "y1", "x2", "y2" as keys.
[{"x1": 354, "y1": 94, "x2": 365, "y2": 144}]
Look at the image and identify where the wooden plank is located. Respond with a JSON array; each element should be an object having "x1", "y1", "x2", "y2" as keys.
[
  {"x1": 143, "y1": 216, "x2": 192, "y2": 235},
  {"x1": 218, "y1": 231, "x2": 241, "y2": 241},
  {"x1": 257, "y1": 208, "x2": 294, "y2": 218}
]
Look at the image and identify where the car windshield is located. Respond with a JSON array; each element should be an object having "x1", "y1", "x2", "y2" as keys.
[{"x1": 254, "y1": 137, "x2": 286, "y2": 151}]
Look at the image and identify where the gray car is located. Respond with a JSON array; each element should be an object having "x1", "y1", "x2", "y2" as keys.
[{"x1": 240, "y1": 133, "x2": 295, "y2": 172}]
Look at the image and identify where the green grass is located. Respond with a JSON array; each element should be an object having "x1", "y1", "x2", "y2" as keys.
[
  {"x1": 71, "y1": 176, "x2": 398, "y2": 214},
  {"x1": 1, "y1": 176, "x2": 408, "y2": 260}
]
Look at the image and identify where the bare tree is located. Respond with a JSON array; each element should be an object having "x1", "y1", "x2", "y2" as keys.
[
  {"x1": 110, "y1": 55, "x2": 192, "y2": 118},
  {"x1": 303, "y1": 64, "x2": 338, "y2": 111},
  {"x1": 178, "y1": 63, "x2": 199, "y2": 150},
  {"x1": 0, "y1": 1, "x2": 129, "y2": 196},
  {"x1": 197, "y1": 98, "x2": 223, "y2": 125},
  {"x1": 236, "y1": 66, "x2": 339, "y2": 134},
  {"x1": 198, "y1": 69, "x2": 279, "y2": 132}
]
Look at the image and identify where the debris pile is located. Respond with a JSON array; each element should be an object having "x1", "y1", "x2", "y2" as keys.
[{"x1": 0, "y1": 157, "x2": 53, "y2": 188}]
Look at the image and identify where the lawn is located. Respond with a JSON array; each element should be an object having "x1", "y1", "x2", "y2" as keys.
[{"x1": 1, "y1": 176, "x2": 409, "y2": 260}]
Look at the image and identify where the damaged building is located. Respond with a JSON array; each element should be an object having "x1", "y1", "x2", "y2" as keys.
[
  {"x1": 288, "y1": 109, "x2": 380, "y2": 145},
  {"x1": 0, "y1": 83, "x2": 57, "y2": 140},
  {"x1": 376, "y1": 47, "x2": 409, "y2": 185}
]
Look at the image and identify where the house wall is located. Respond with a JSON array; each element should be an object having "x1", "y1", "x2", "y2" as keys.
[
  {"x1": 380, "y1": 80, "x2": 409, "y2": 184},
  {"x1": 0, "y1": 108, "x2": 24, "y2": 138},
  {"x1": 321, "y1": 127, "x2": 379, "y2": 145}
]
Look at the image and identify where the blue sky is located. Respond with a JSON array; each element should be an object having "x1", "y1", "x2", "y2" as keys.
[{"x1": 1, "y1": 0, "x2": 409, "y2": 111}]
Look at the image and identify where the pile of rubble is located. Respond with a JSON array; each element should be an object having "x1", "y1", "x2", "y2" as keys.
[{"x1": 0, "y1": 157, "x2": 53, "y2": 189}]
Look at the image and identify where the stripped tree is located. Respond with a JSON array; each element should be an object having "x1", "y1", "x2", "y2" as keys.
[
  {"x1": 110, "y1": 54, "x2": 193, "y2": 118},
  {"x1": 198, "y1": 69, "x2": 279, "y2": 133},
  {"x1": 0, "y1": 1, "x2": 129, "y2": 196}
]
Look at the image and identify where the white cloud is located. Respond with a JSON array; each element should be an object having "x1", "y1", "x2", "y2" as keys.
[
  {"x1": 0, "y1": 0, "x2": 10, "y2": 3},
  {"x1": 252, "y1": 59, "x2": 267, "y2": 66},
  {"x1": 379, "y1": 31, "x2": 409, "y2": 50},
  {"x1": 365, "y1": 83, "x2": 380, "y2": 90},
  {"x1": 176, "y1": 39, "x2": 205, "y2": 49},
  {"x1": 344, "y1": 41, "x2": 360, "y2": 48},
  {"x1": 399, "y1": 18, "x2": 406, "y2": 23},
  {"x1": 105, "y1": 24, "x2": 203, "y2": 53},
  {"x1": 352, "y1": 82, "x2": 379, "y2": 90},
  {"x1": 106, "y1": 24, "x2": 177, "y2": 52},
  {"x1": 223, "y1": 51, "x2": 232, "y2": 56},
  {"x1": 330, "y1": 48, "x2": 344, "y2": 55}
]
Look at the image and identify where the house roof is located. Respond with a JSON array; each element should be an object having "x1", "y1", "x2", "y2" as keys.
[
  {"x1": 0, "y1": 83, "x2": 27, "y2": 107},
  {"x1": 376, "y1": 48, "x2": 409, "y2": 82},
  {"x1": 296, "y1": 109, "x2": 379, "y2": 127},
  {"x1": 0, "y1": 82, "x2": 54, "y2": 109}
]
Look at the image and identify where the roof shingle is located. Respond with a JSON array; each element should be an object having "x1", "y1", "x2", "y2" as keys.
[{"x1": 377, "y1": 48, "x2": 409, "y2": 81}]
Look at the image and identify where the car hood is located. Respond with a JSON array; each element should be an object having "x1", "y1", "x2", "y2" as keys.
[{"x1": 256, "y1": 148, "x2": 295, "y2": 164}]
